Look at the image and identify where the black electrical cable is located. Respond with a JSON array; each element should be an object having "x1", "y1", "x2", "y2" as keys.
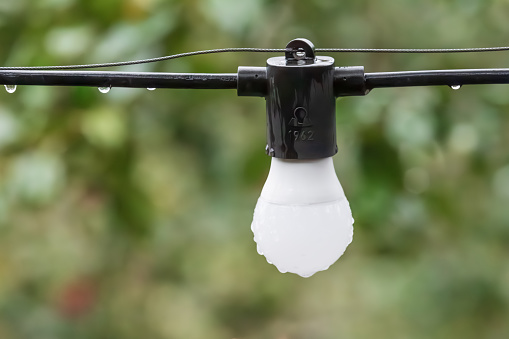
[
  {"x1": 0, "y1": 70, "x2": 238, "y2": 89},
  {"x1": 2, "y1": 45, "x2": 509, "y2": 71},
  {"x1": 4, "y1": 68, "x2": 509, "y2": 92},
  {"x1": 365, "y1": 68, "x2": 509, "y2": 89}
]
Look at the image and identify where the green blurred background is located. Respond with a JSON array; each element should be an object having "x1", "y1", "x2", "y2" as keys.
[{"x1": 0, "y1": 0, "x2": 509, "y2": 338}]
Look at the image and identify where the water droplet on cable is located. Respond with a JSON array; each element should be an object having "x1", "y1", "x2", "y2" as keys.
[
  {"x1": 98, "y1": 86, "x2": 111, "y2": 94},
  {"x1": 147, "y1": 88, "x2": 156, "y2": 91},
  {"x1": 450, "y1": 85, "x2": 461, "y2": 90},
  {"x1": 4, "y1": 85, "x2": 16, "y2": 93}
]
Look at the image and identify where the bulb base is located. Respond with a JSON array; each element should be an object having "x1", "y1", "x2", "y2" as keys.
[{"x1": 265, "y1": 39, "x2": 337, "y2": 159}]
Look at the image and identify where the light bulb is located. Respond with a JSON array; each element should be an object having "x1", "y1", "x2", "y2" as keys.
[{"x1": 251, "y1": 157, "x2": 354, "y2": 277}]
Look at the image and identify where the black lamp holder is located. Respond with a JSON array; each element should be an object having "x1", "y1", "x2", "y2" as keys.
[{"x1": 2, "y1": 38, "x2": 509, "y2": 159}]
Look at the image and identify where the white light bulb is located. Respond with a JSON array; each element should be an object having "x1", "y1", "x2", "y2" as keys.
[{"x1": 251, "y1": 157, "x2": 354, "y2": 277}]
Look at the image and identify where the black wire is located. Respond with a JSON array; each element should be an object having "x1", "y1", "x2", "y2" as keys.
[
  {"x1": 317, "y1": 46, "x2": 509, "y2": 53},
  {"x1": 0, "y1": 48, "x2": 287, "y2": 70},
  {"x1": 1, "y1": 46, "x2": 509, "y2": 71}
]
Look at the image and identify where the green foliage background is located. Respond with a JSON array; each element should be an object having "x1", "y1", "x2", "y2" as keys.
[{"x1": 0, "y1": 0, "x2": 509, "y2": 338}]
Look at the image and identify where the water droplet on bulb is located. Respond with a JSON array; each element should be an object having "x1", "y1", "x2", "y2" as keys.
[
  {"x1": 4, "y1": 85, "x2": 16, "y2": 93},
  {"x1": 98, "y1": 86, "x2": 111, "y2": 94},
  {"x1": 147, "y1": 88, "x2": 156, "y2": 91},
  {"x1": 450, "y1": 85, "x2": 462, "y2": 90}
]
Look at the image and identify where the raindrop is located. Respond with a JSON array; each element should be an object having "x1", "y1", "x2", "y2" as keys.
[
  {"x1": 147, "y1": 88, "x2": 156, "y2": 91},
  {"x1": 4, "y1": 85, "x2": 16, "y2": 93},
  {"x1": 450, "y1": 85, "x2": 462, "y2": 90},
  {"x1": 98, "y1": 86, "x2": 111, "y2": 94}
]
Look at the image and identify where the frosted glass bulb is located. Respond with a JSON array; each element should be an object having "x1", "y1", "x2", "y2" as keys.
[{"x1": 251, "y1": 157, "x2": 354, "y2": 277}]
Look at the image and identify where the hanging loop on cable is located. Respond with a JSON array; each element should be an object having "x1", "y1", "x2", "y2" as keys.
[{"x1": 285, "y1": 39, "x2": 316, "y2": 63}]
